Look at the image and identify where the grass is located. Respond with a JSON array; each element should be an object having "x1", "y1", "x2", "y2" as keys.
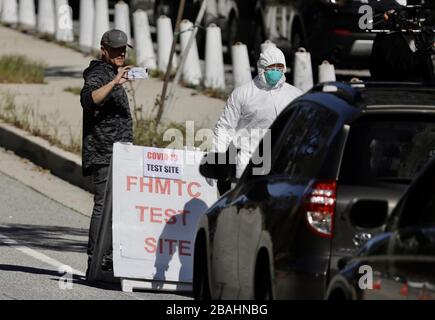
[
  {"x1": 0, "y1": 92, "x2": 82, "y2": 155},
  {"x1": 0, "y1": 55, "x2": 46, "y2": 84},
  {"x1": 200, "y1": 87, "x2": 229, "y2": 100}
]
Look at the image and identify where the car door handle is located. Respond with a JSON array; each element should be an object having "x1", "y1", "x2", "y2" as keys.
[{"x1": 353, "y1": 232, "x2": 372, "y2": 248}]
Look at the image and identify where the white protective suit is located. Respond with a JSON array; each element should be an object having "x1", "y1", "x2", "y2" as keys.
[{"x1": 213, "y1": 47, "x2": 303, "y2": 178}]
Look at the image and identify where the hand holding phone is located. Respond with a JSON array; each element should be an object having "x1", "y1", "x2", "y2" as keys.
[{"x1": 127, "y1": 67, "x2": 149, "y2": 80}]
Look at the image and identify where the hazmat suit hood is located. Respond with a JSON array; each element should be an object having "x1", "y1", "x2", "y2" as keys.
[{"x1": 256, "y1": 46, "x2": 287, "y2": 89}]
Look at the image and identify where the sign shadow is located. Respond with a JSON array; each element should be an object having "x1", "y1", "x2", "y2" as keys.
[{"x1": 151, "y1": 197, "x2": 208, "y2": 291}]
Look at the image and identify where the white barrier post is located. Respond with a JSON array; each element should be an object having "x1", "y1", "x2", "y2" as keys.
[
  {"x1": 261, "y1": 40, "x2": 276, "y2": 53},
  {"x1": 293, "y1": 47, "x2": 313, "y2": 93},
  {"x1": 318, "y1": 60, "x2": 336, "y2": 83},
  {"x1": 37, "y1": 0, "x2": 55, "y2": 35},
  {"x1": 55, "y1": 0, "x2": 73, "y2": 42},
  {"x1": 133, "y1": 9, "x2": 156, "y2": 69},
  {"x1": 232, "y1": 42, "x2": 251, "y2": 88},
  {"x1": 157, "y1": 15, "x2": 177, "y2": 72},
  {"x1": 19, "y1": 0, "x2": 36, "y2": 30},
  {"x1": 1, "y1": 0, "x2": 18, "y2": 25},
  {"x1": 280, "y1": 6, "x2": 288, "y2": 39},
  {"x1": 79, "y1": 0, "x2": 94, "y2": 52},
  {"x1": 180, "y1": 19, "x2": 202, "y2": 86},
  {"x1": 93, "y1": 0, "x2": 110, "y2": 51},
  {"x1": 114, "y1": 0, "x2": 131, "y2": 43},
  {"x1": 204, "y1": 23, "x2": 225, "y2": 90}
]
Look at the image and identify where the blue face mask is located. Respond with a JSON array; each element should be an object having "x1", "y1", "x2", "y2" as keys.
[{"x1": 264, "y1": 69, "x2": 283, "y2": 87}]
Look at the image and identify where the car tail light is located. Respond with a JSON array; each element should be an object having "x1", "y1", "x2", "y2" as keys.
[
  {"x1": 333, "y1": 29, "x2": 352, "y2": 36},
  {"x1": 302, "y1": 180, "x2": 337, "y2": 238}
]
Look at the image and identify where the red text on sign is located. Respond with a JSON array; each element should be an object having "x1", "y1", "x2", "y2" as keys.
[
  {"x1": 135, "y1": 206, "x2": 191, "y2": 225},
  {"x1": 126, "y1": 176, "x2": 201, "y2": 198},
  {"x1": 144, "y1": 237, "x2": 191, "y2": 256}
]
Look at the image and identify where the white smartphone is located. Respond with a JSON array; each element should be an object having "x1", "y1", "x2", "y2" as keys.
[{"x1": 127, "y1": 67, "x2": 149, "y2": 80}]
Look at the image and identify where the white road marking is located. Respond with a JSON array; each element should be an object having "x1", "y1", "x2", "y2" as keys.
[
  {"x1": 0, "y1": 233, "x2": 85, "y2": 277},
  {"x1": 0, "y1": 232, "x2": 147, "y2": 300}
]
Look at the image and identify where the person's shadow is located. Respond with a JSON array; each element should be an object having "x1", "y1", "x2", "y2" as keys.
[{"x1": 151, "y1": 198, "x2": 208, "y2": 291}]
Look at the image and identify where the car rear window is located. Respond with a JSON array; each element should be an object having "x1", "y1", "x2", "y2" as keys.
[{"x1": 339, "y1": 115, "x2": 435, "y2": 185}]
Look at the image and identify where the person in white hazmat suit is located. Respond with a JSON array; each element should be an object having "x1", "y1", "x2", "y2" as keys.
[{"x1": 212, "y1": 47, "x2": 303, "y2": 195}]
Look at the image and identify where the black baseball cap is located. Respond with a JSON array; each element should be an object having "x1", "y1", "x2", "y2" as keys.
[{"x1": 100, "y1": 29, "x2": 133, "y2": 49}]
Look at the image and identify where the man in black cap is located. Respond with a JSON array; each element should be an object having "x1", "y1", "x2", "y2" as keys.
[
  {"x1": 369, "y1": 0, "x2": 435, "y2": 82},
  {"x1": 80, "y1": 29, "x2": 134, "y2": 279}
]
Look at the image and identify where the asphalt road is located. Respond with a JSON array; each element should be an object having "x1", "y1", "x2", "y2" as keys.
[{"x1": 0, "y1": 171, "x2": 192, "y2": 300}]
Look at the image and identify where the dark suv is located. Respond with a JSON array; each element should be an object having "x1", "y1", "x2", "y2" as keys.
[
  {"x1": 283, "y1": 0, "x2": 377, "y2": 69},
  {"x1": 194, "y1": 82, "x2": 435, "y2": 299},
  {"x1": 327, "y1": 156, "x2": 435, "y2": 300}
]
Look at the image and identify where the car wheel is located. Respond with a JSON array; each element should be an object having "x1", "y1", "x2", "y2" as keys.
[{"x1": 193, "y1": 236, "x2": 211, "y2": 300}]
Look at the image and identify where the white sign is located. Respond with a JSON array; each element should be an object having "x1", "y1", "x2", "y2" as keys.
[
  {"x1": 112, "y1": 143, "x2": 217, "y2": 291},
  {"x1": 143, "y1": 147, "x2": 184, "y2": 180}
]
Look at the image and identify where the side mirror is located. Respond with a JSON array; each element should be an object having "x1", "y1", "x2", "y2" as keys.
[
  {"x1": 199, "y1": 152, "x2": 236, "y2": 181},
  {"x1": 349, "y1": 199, "x2": 389, "y2": 229}
]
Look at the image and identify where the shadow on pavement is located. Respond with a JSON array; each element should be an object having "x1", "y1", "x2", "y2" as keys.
[
  {"x1": 44, "y1": 66, "x2": 84, "y2": 78},
  {"x1": 0, "y1": 264, "x2": 122, "y2": 291},
  {"x1": 0, "y1": 223, "x2": 87, "y2": 253}
]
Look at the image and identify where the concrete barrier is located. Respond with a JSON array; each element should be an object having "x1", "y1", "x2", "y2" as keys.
[
  {"x1": 293, "y1": 47, "x2": 313, "y2": 93},
  {"x1": 204, "y1": 23, "x2": 225, "y2": 90},
  {"x1": 37, "y1": 0, "x2": 55, "y2": 35},
  {"x1": 133, "y1": 9, "x2": 157, "y2": 70},
  {"x1": 114, "y1": 0, "x2": 131, "y2": 43},
  {"x1": 157, "y1": 15, "x2": 177, "y2": 72},
  {"x1": 55, "y1": 0, "x2": 74, "y2": 42},
  {"x1": 231, "y1": 42, "x2": 251, "y2": 88},
  {"x1": 18, "y1": 0, "x2": 36, "y2": 30},
  {"x1": 318, "y1": 60, "x2": 336, "y2": 83},
  {"x1": 1, "y1": 0, "x2": 18, "y2": 25},
  {"x1": 79, "y1": 0, "x2": 94, "y2": 52},
  {"x1": 93, "y1": 0, "x2": 110, "y2": 51},
  {"x1": 180, "y1": 19, "x2": 202, "y2": 86}
]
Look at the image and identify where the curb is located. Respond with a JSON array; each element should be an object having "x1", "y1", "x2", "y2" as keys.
[{"x1": 0, "y1": 121, "x2": 94, "y2": 193}]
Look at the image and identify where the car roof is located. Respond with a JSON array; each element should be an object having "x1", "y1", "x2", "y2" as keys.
[
  {"x1": 358, "y1": 83, "x2": 435, "y2": 108},
  {"x1": 298, "y1": 82, "x2": 435, "y2": 124}
]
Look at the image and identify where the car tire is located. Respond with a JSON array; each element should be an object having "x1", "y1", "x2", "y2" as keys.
[{"x1": 193, "y1": 236, "x2": 211, "y2": 300}]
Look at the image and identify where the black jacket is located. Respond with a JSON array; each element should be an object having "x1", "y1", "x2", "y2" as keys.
[
  {"x1": 370, "y1": 32, "x2": 435, "y2": 82},
  {"x1": 80, "y1": 60, "x2": 133, "y2": 176}
]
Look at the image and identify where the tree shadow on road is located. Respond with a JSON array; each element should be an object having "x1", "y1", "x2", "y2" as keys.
[
  {"x1": 0, "y1": 264, "x2": 123, "y2": 291},
  {"x1": 44, "y1": 66, "x2": 84, "y2": 79},
  {"x1": 0, "y1": 223, "x2": 87, "y2": 253}
]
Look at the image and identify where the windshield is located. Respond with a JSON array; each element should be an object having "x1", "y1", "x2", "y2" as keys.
[{"x1": 339, "y1": 115, "x2": 435, "y2": 185}]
